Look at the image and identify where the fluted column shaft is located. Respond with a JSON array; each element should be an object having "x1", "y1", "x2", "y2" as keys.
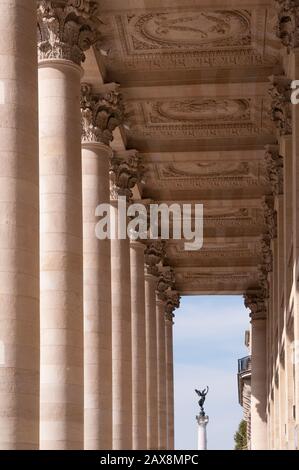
[
  {"x1": 145, "y1": 272, "x2": 159, "y2": 449},
  {"x1": 130, "y1": 241, "x2": 147, "y2": 449},
  {"x1": 251, "y1": 315, "x2": 267, "y2": 450},
  {"x1": 39, "y1": 59, "x2": 83, "y2": 450},
  {"x1": 38, "y1": 0, "x2": 100, "y2": 449},
  {"x1": 111, "y1": 207, "x2": 132, "y2": 449},
  {"x1": 156, "y1": 298, "x2": 167, "y2": 450},
  {"x1": 110, "y1": 150, "x2": 141, "y2": 450},
  {"x1": 165, "y1": 314, "x2": 175, "y2": 450},
  {"x1": 0, "y1": 0, "x2": 39, "y2": 449},
  {"x1": 292, "y1": 50, "x2": 299, "y2": 440},
  {"x1": 82, "y1": 141, "x2": 112, "y2": 449}
]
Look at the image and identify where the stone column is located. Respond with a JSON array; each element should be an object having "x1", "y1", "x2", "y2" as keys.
[
  {"x1": 144, "y1": 243, "x2": 165, "y2": 449},
  {"x1": 156, "y1": 268, "x2": 175, "y2": 450},
  {"x1": 196, "y1": 415, "x2": 209, "y2": 450},
  {"x1": 37, "y1": 1, "x2": 99, "y2": 449},
  {"x1": 110, "y1": 150, "x2": 142, "y2": 449},
  {"x1": 0, "y1": 0, "x2": 39, "y2": 450},
  {"x1": 130, "y1": 241, "x2": 147, "y2": 449},
  {"x1": 244, "y1": 294, "x2": 268, "y2": 450},
  {"x1": 290, "y1": 49, "x2": 299, "y2": 446},
  {"x1": 156, "y1": 296, "x2": 167, "y2": 450},
  {"x1": 81, "y1": 83, "x2": 123, "y2": 449},
  {"x1": 165, "y1": 290, "x2": 180, "y2": 450}
]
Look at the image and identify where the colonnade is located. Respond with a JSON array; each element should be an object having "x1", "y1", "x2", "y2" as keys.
[
  {"x1": 241, "y1": 1, "x2": 299, "y2": 449},
  {"x1": 0, "y1": 0, "x2": 180, "y2": 450}
]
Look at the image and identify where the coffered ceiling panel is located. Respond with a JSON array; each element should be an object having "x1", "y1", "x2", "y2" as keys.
[{"x1": 97, "y1": 2, "x2": 281, "y2": 85}]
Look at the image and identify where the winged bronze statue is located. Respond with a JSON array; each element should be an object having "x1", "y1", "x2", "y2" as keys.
[{"x1": 195, "y1": 386, "x2": 209, "y2": 415}]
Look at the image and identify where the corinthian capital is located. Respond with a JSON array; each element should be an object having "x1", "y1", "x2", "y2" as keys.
[
  {"x1": 110, "y1": 150, "x2": 143, "y2": 201},
  {"x1": 81, "y1": 83, "x2": 124, "y2": 144},
  {"x1": 275, "y1": 0, "x2": 299, "y2": 51},
  {"x1": 156, "y1": 267, "x2": 175, "y2": 301},
  {"x1": 244, "y1": 292, "x2": 267, "y2": 321},
  {"x1": 144, "y1": 242, "x2": 165, "y2": 277},
  {"x1": 37, "y1": 0, "x2": 100, "y2": 65},
  {"x1": 264, "y1": 145, "x2": 284, "y2": 196},
  {"x1": 257, "y1": 264, "x2": 270, "y2": 299},
  {"x1": 269, "y1": 75, "x2": 292, "y2": 136},
  {"x1": 262, "y1": 196, "x2": 277, "y2": 239},
  {"x1": 260, "y1": 233, "x2": 273, "y2": 273},
  {"x1": 165, "y1": 290, "x2": 181, "y2": 322}
]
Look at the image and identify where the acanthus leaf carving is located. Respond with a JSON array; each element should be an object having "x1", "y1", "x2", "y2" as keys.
[
  {"x1": 275, "y1": 0, "x2": 299, "y2": 51},
  {"x1": 244, "y1": 291, "x2": 267, "y2": 320},
  {"x1": 81, "y1": 83, "x2": 124, "y2": 144},
  {"x1": 109, "y1": 150, "x2": 143, "y2": 201},
  {"x1": 260, "y1": 233, "x2": 273, "y2": 273},
  {"x1": 269, "y1": 75, "x2": 292, "y2": 136},
  {"x1": 165, "y1": 289, "x2": 181, "y2": 322},
  {"x1": 144, "y1": 241, "x2": 166, "y2": 277},
  {"x1": 262, "y1": 195, "x2": 278, "y2": 239},
  {"x1": 264, "y1": 144, "x2": 284, "y2": 196},
  {"x1": 37, "y1": 0, "x2": 100, "y2": 65},
  {"x1": 156, "y1": 267, "x2": 175, "y2": 301}
]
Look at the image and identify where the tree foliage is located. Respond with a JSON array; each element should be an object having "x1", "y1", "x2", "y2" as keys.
[{"x1": 234, "y1": 420, "x2": 247, "y2": 450}]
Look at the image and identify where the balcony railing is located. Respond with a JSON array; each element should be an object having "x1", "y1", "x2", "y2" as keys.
[{"x1": 238, "y1": 355, "x2": 251, "y2": 375}]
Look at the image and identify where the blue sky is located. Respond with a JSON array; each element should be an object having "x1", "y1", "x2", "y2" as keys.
[{"x1": 173, "y1": 295, "x2": 250, "y2": 450}]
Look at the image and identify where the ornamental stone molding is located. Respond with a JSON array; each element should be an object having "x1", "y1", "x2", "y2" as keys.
[
  {"x1": 80, "y1": 83, "x2": 124, "y2": 144},
  {"x1": 262, "y1": 196, "x2": 277, "y2": 239},
  {"x1": 144, "y1": 241, "x2": 166, "y2": 277},
  {"x1": 264, "y1": 145, "x2": 284, "y2": 196},
  {"x1": 109, "y1": 149, "x2": 143, "y2": 201},
  {"x1": 165, "y1": 290, "x2": 181, "y2": 321},
  {"x1": 156, "y1": 267, "x2": 175, "y2": 302},
  {"x1": 260, "y1": 233, "x2": 273, "y2": 273},
  {"x1": 244, "y1": 292, "x2": 267, "y2": 321},
  {"x1": 99, "y1": 7, "x2": 278, "y2": 76},
  {"x1": 257, "y1": 264, "x2": 270, "y2": 299},
  {"x1": 269, "y1": 75, "x2": 292, "y2": 136},
  {"x1": 37, "y1": 0, "x2": 100, "y2": 65},
  {"x1": 275, "y1": 0, "x2": 299, "y2": 51}
]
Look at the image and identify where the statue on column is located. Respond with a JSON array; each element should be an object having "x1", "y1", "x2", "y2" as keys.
[{"x1": 195, "y1": 387, "x2": 209, "y2": 416}]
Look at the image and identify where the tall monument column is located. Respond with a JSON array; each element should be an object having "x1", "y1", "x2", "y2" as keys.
[
  {"x1": 244, "y1": 293, "x2": 268, "y2": 450},
  {"x1": 0, "y1": 0, "x2": 39, "y2": 449},
  {"x1": 37, "y1": 0, "x2": 99, "y2": 449},
  {"x1": 144, "y1": 243, "x2": 165, "y2": 449},
  {"x1": 196, "y1": 415, "x2": 209, "y2": 450},
  {"x1": 81, "y1": 83, "x2": 123, "y2": 449},
  {"x1": 195, "y1": 387, "x2": 209, "y2": 450},
  {"x1": 110, "y1": 150, "x2": 142, "y2": 449},
  {"x1": 130, "y1": 241, "x2": 147, "y2": 449},
  {"x1": 165, "y1": 290, "x2": 180, "y2": 450}
]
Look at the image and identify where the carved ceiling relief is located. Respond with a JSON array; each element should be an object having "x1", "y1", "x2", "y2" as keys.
[
  {"x1": 145, "y1": 160, "x2": 270, "y2": 190},
  {"x1": 99, "y1": 7, "x2": 279, "y2": 70},
  {"x1": 124, "y1": 97, "x2": 274, "y2": 140},
  {"x1": 150, "y1": 99, "x2": 250, "y2": 124},
  {"x1": 127, "y1": 10, "x2": 251, "y2": 50},
  {"x1": 167, "y1": 242, "x2": 261, "y2": 261}
]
